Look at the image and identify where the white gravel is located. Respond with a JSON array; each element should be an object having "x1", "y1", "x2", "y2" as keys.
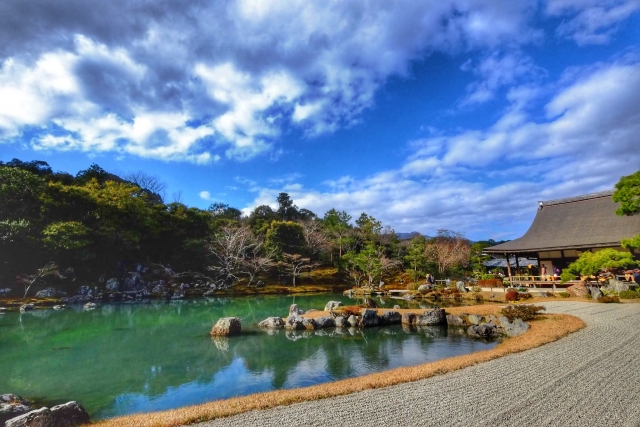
[{"x1": 192, "y1": 302, "x2": 640, "y2": 427}]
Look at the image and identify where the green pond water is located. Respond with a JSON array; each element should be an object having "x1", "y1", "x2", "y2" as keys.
[{"x1": 0, "y1": 294, "x2": 496, "y2": 420}]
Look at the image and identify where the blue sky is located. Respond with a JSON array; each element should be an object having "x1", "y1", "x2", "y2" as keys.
[{"x1": 1, "y1": 0, "x2": 640, "y2": 240}]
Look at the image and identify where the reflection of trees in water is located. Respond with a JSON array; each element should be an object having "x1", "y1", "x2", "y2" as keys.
[{"x1": 0, "y1": 299, "x2": 486, "y2": 419}]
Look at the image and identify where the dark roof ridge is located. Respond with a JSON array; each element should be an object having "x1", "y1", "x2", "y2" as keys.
[{"x1": 541, "y1": 189, "x2": 614, "y2": 207}]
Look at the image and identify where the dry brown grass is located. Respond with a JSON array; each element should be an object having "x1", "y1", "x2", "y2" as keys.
[{"x1": 91, "y1": 304, "x2": 584, "y2": 427}]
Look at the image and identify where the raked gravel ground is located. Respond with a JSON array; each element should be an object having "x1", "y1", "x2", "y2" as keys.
[{"x1": 193, "y1": 302, "x2": 640, "y2": 427}]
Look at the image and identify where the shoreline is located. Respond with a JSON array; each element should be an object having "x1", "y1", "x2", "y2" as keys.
[{"x1": 91, "y1": 303, "x2": 585, "y2": 427}]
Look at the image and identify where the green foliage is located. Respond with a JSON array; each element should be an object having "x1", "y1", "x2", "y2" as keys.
[
  {"x1": 558, "y1": 292, "x2": 571, "y2": 298},
  {"x1": 560, "y1": 270, "x2": 577, "y2": 284},
  {"x1": 0, "y1": 219, "x2": 32, "y2": 243},
  {"x1": 265, "y1": 221, "x2": 306, "y2": 256},
  {"x1": 597, "y1": 295, "x2": 620, "y2": 303},
  {"x1": 612, "y1": 170, "x2": 640, "y2": 216},
  {"x1": 621, "y1": 234, "x2": 640, "y2": 250},
  {"x1": 42, "y1": 221, "x2": 90, "y2": 250},
  {"x1": 471, "y1": 286, "x2": 482, "y2": 292},
  {"x1": 618, "y1": 290, "x2": 639, "y2": 299},
  {"x1": 566, "y1": 248, "x2": 637, "y2": 277},
  {"x1": 500, "y1": 304, "x2": 546, "y2": 322}
]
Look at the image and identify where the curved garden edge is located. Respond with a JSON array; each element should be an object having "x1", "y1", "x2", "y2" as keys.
[{"x1": 90, "y1": 306, "x2": 585, "y2": 427}]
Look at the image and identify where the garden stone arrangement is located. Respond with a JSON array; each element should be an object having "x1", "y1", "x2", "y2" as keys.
[
  {"x1": 1, "y1": 397, "x2": 89, "y2": 427},
  {"x1": 210, "y1": 302, "x2": 533, "y2": 340}
]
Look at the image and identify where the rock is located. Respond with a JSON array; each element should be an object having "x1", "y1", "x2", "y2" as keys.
[
  {"x1": 417, "y1": 284, "x2": 430, "y2": 293},
  {"x1": 456, "y1": 281, "x2": 468, "y2": 293},
  {"x1": 151, "y1": 284, "x2": 166, "y2": 295},
  {"x1": 381, "y1": 311, "x2": 401, "y2": 325},
  {"x1": 446, "y1": 314, "x2": 466, "y2": 327},
  {"x1": 301, "y1": 317, "x2": 317, "y2": 330},
  {"x1": 467, "y1": 314, "x2": 485, "y2": 325},
  {"x1": 403, "y1": 293, "x2": 415, "y2": 300},
  {"x1": 210, "y1": 317, "x2": 242, "y2": 336},
  {"x1": 289, "y1": 304, "x2": 303, "y2": 317},
  {"x1": 19, "y1": 304, "x2": 34, "y2": 312},
  {"x1": 361, "y1": 298, "x2": 378, "y2": 308},
  {"x1": 346, "y1": 315, "x2": 360, "y2": 327},
  {"x1": 314, "y1": 316, "x2": 335, "y2": 329},
  {"x1": 203, "y1": 290, "x2": 216, "y2": 297},
  {"x1": 499, "y1": 316, "x2": 530, "y2": 337},
  {"x1": 401, "y1": 313, "x2": 417, "y2": 325},
  {"x1": 83, "y1": 302, "x2": 97, "y2": 310},
  {"x1": 285, "y1": 314, "x2": 306, "y2": 330},
  {"x1": 258, "y1": 317, "x2": 285, "y2": 329},
  {"x1": 35, "y1": 288, "x2": 56, "y2": 298},
  {"x1": 393, "y1": 305, "x2": 401, "y2": 309},
  {"x1": 603, "y1": 279, "x2": 629, "y2": 293},
  {"x1": 324, "y1": 301, "x2": 343, "y2": 311},
  {"x1": 415, "y1": 309, "x2": 446, "y2": 326},
  {"x1": 360, "y1": 309, "x2": 381, "y2": 328},
  {"x1": 467, "y1": 323, "x2": 497, "y2": 339},
  {"x1": 52, "y1": 305, "x2": 66, "y2": 310},
  {"x1": 5, "y1": 407, "x2": 52, "y2": 427},
  {"x1": 590, "y1": 286, "x2": 604, "y2": 301},
  {"x1": 1, "y1": 394, "x2": 33, "y2": 424},
  {"x1": 533, "y1": 292, "x2": 548, "y2": 297},
  {"x1": 0, "y1": 288, "x2": 12, "y2": 296},
  {"x1": 105, "y1": 278, "x2": 120, "y2": 292},
  {"x1": 567, "y1": 281, "x2": 589, "y2": 298},
  {"x1": 50, "y1": 401, "x2": 90, "y2": 427},
  {"x1": 334, "y1": 316, "x2": 347, "y2": 328}
]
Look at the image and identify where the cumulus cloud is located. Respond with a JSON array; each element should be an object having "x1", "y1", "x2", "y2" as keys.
[
  {"x1": 0, "y1": 0, "x2": 544, "y2": 162},
  {"x1": 199, "y1": 191, "x2": 213, "y2": 201},
  {"x1": 244, "y1": 58, "x2": 640, "y2": 239}
]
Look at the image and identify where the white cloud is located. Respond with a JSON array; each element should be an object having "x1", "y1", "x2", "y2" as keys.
[
  {"x1": 547, "y1": 0, "x2": 640, "y2": 45},
  {"x1": 243, "y1": 59, "x2": 640, "y2": 239},
  {"x1": 199, "y1": 191, "x2": 212, "y2": 201}
]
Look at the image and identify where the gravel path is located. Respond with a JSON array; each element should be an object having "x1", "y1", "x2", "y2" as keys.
[{"x1": 194, "y1": 302, "x2": 640, "y2": 427}]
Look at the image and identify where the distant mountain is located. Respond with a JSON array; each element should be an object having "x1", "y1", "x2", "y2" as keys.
[{"x1": 396, "y1": 231, "x2": 424, "y2": 240}]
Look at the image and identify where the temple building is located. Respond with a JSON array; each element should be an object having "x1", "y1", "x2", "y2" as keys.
[{"x1": 484, "y1": 190, "x2": 640, "y2": 278}]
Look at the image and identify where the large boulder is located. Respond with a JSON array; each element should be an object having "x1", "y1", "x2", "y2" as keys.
[
  {"x1": 417, "y1": 284, "x2": 430, "y2": 293},
  {"x1": 334, "y1": 316, "x2": 347, "y2": 328},
  {"x1": 401, "y1": 313, "x2": 417, "y2": 325},
  {"x1": 590, "y1": 286, "x2": 604, "y2": 301},
  {"x1": 360, "y1": 309, "x2": 381, "y2": 328},
  {"x1": 467, "y1": 324, "x2": 497, "y2": 339},
  {"x1": 346, "y1": 315, "x2": 360, "y2": 327},
  {"x1": 415, "y1": 309, "x2": 446, "y2": 326},
  {"x1": 381, "y1": 311, "x2": 401, "y2": 325},
  {"x1": 105, "y1": 278, "x2": 120, "y2": 292},
  {"x1": 499, "y1": 316, "x2": 530, "y2": 337},
  {"x1": 446, "y1": 314, "x2": 467, "y2": 327},
  {"x1": 467, "y1": 314, "x2": 485, "y2": 325},
  {"x1": 603, "y1": 279, "x2": 629, "y2": 293},
  {"x1": 258, "y1": 317, "x2": 285, "y2": 329},
  {"x1": 289, "y1": 304, "x2": 303, "y2": 317},
  {"x1": 455, "y1": 281, "x2": 468, "y2": 293},
  {"x1": 210, "y1": 317, "x2": 242, "y2": 336},
  {"x1": 1, "y1": 394, "x2": 33, "y2": 424},
  {"x1": 567, "y1": 281, "x2": 589, "y2": 298},
  {"x1": 83, "y1": 302, "x2": 97, "y2": 310},
  {"x1": 324, "y1": 301, "x2": 343, "y2": 311},
  {"x1": 284, "y1": 314, "x2": 306, "y2": 330},
  {"x1": 50, "y1": 401, "x2": 90, "y2": 427},
  {"x1": 5, "y1": 407, "x2": 52, "y2": 427},
  {"x1": 35, "y1": 288, "x2": 56, "y2": 298},
  {"x1": 314, "y1": 316, "x2": 335, "y2": 329}
]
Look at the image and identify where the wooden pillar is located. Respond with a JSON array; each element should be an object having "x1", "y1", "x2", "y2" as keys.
[{"x1": 505, "y1": 253, "x2": 512, "y2": 281}]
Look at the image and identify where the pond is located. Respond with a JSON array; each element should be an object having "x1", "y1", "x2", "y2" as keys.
[{"x1": 0, "y1": 294, "x2": 496, "y2": 420}]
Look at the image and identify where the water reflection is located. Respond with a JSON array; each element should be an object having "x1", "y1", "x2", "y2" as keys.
[{"x1": 0, "y1": 294, "x2": 494, "y2": 420}]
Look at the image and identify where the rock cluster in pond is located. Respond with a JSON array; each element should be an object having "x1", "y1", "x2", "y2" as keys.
[
  {"x1": 1, "y1": 394, "x2": 33, "y2": 424},
  {"x1": 3, "y1": 400, "x2": 89, "y2": 427},
  {"x1": 210, "y1": 317, "x2": 242, "y2": 336}
]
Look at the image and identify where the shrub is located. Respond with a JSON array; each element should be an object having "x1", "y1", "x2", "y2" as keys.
[
  {"x1": 472, "y1": 293, "x2": 483, "y2": 301},
  {"x1": 518, "y1": 292, "x2": 532, "y2": 300},
  {"x1": 472, "y1": 286, "x2": 482, "y2": 293},
  {"x1": 340, "y1": 306, "x2": 361, "y2": 317},
  {"x1": 558, "y1": 292, "x2": 571, "y2": 298},
  {"x1": 619, "y1": 290, "x2": 639, "y2": 299},
  {"x1": 407, "y1": 282, "x2": 421, "y2": 291},
  {"x1": 546, "y1": 292, "x2": 556, "y2": 298},
  {"x1": 597, "y1": 295, "x2": 620, "y2": 303},
  {"x1": 500, "y1": 304, "x2": 546, "y2": 322},
  {"x1": 426, "y1": 291, "x2": 442, "y2": 300},
  {"x1": 505, "y1": 289, "x2": 519, "y2": 302}
]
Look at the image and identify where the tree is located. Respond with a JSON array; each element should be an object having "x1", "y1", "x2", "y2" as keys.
[
  {"x1": 208, "y1": 224, "x2": 273, "y2": 286},
  {"x1": 265, "y1": 221, "x2": 306, "y2": 256},
  {"x1": 404, "y1": 235, "x2": 427, "y2": 280},
  {"x1": 21, "y1": 262, "x2": 60, "y2": 299},
  {"x1": 248, "y1": 205, "x2": 279, "y2": 235},
  {"x1": 276, "y1": 192, "x2": 299, "y2": 221},
  {"x1": 280, "y1": 253, "x2": 317, "y2": 287},
  {"x1": 564, "y1": 248, "x2": 637, "y2": 279},
  {"x1": 208, "y1": 202, "x2": 242, "y2": 221},
  {"x1": 612, "y1": 170, "x2": 640, "y2": 216},
  {"x1": 0, "y1": 166, "x2": 46, "y2": 221},
  {"x1": 424, "y1": 229, "x2": 471, "y2": 275},
  {"x1": 344, "y1": 243, "x2": 399, "y2": 288},
  {"x1": 323, "y1": 209, "x2": 352, "y2": 259},
  {"x1": 355, "y1": 212, "x2": 382, "y2": 241},
  {"x1": 299, "y1": 219, "x2": 329, "y2": 258},
  {"x1": 124, "y1": 170, "x2": 167, "y2": 202}
]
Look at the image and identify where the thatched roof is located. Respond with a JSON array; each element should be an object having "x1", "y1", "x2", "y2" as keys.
[{"x1": 485, "y1": 190, "x2": 640, "y2": 253}]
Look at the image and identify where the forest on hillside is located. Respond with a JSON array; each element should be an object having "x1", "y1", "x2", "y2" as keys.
[{"x1": 0, "y1": 158, "x2": 499, "y2": 297}]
